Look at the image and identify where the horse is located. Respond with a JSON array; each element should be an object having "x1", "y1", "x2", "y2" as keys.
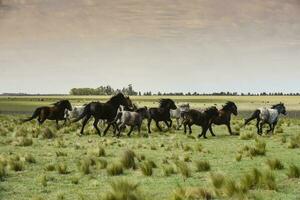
[
  {"x1": 22, "y1": 100, "x2": 72, "y2": 128},
  {"x1": 170, "y1": 103, "x2": 190, "y2": 130},
  {"x1": 208, "y1": 101, "x2": 238, "y2": 136},
  {"x1": 147, "y1": 99, "x2": 177, "y2": 133},
  {"x1": 244, "y1": 103, "x2": 287, "y2": 135},
  {"x1": 114, "y1": 107, "x2": 149, "y2": 137},
  {"x1": 64, "y1": 105, "x2": 86, "y2": 120},
  {"x1": 182, "y1": 106, "x2": 219, "y2": 138},
  {"x1": 72, "y1": 93, "x2": 133, "y2": 136}
]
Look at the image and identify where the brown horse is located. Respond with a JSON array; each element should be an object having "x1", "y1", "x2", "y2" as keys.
[
  {"x1": 209, "y1": 101, "x2": 238, "y2": 136},
  {"x1": 182, "y1": 106, "x2": 219, "y2": 138},
  {"x1": 22, "y1": 100, "x2": 72, "y2": 128}
]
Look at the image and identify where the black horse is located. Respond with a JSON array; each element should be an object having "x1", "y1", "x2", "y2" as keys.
[
  {"x1": 244, "y1": 103, "x2": 287, "y2": 135},
  {"x1": 73, "y1": 93, "x2": 133, "y2": 136},
  {"x1": 147, "y1": 99, "x2": 177, "y2": 133},
  {"x1": 209, "y1": 101, "x2": 238, "y2": 136},
  {"x1": 182, "y1": 106, "x2": 219, "y2": 138},
  {"x1": 22, "y1": 100, "x2": 72, "y2": 128}
]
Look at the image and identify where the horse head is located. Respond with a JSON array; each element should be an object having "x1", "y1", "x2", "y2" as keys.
[
  {"x1": 159, "y1": 99, "x2": 177, "y2": 110},
  {"x1": 272, "y1": 102, "x2": 287, "y2": 115},
  {"x1": 52, "y1": 100, "x2": 72, "y2": 111},
  {"x1": 223, "y1": 101, "x2": 238, "y2": 116}
]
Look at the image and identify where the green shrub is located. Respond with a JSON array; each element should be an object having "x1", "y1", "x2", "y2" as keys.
[
  {"x1": 170, "y1": 186, "x2": 213, "y2": 200},
  {"x1": 195, "y1": 160, "x2": 210, "y2": 172},
  {"x1": 8, "y1": 159, "x2": 24, "y2": 171},
  {"x1": 210, "y1": 172, "x2": 225, "y2": 189},
  {"x1": 97, "y1": 158, "x2": 108, "y2": 169},
  {"x1": 107, "y1": 162, "x2": 123, "y2": 176}
]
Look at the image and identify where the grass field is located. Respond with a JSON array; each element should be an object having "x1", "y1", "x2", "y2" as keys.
[{"x1": 1, "y1": 96, "x2": 300, "y2": 200}]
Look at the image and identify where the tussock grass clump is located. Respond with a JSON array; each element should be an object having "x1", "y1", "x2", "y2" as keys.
[
  {"x1": 210, "y1": 172, "x2": 225, "y2": 189},
  {"x1": 120, "y1": 150, "x2": 136, "y2": 169},
  {"x1": 90, "y1": 145, "x2": 106, "y2": 157},
  {"x1": 42, "y1": 128, "x2": 56, "y2": 139},
  {"x1": 194, "y1": 143, "x2": 203, "y2": 152},
  {"x1": 0, "y1": 127, "x2": 8, "y2": 136},
  {"x1": 266, "y1": 158, "x2": 284, "y2": 170},
  {"x1": 57, "y1": 163, "x2": 68, "y2": 174},
  {"x1": 239, "y1": 131, "x2": 255, "y2": 140},
  {"x1": 175, "y1": 161, "x2": 191, "y2": 179},
  {"x1": 8, "y1": 159, "x2": 24, "y2": 172},
  {"x1": 248, "y1": 139, "x2": 266, "y2": 156},
  {"x1": 38, "y1": 174, "x2": 47, "y2": 187},
  {"x1": 78, "y1": 158, "x2": 91, "y2": 175},
  {"x1": 101, "y1": 179, "x2": 145, "y2": 200},
  {"x1": 170, "y1": 186, "x2": 213, "y2": 200},
  {"x1": 56, "y1": 151, "x2": 67, "y2": 157},
  {"x1": 287, "y1": 164, "x2": 300, "y2": 178},
  {"x1": 275, "y1": 127, "x2": 284, "y2": 134},
  {"x1": 71, "y1": 176, "x2": 79, "y2": 185},
  {"x1": 235, "y1": 154, "x2": 242, "y2": 162},
  {"x1": 45, "y1": 164, "x2": 56, "y2": 171},
  {"x1": 107, "y1": 162, "x2": 123, "y2": 176},
  {"x1": 0, "y1": 162, "x2": 7, "y2": 181},
  {"x1": 13, "y1": 136, "x2": 33, "y2": 146},
  {"x1": 195, "y1": 160, "x2": 211, "y2": 172},
  {"x1": 97, "y1": 158, "x2": 108, "y2": 169},
  {"x1": 13, "y1": 127, "x2": 28, "y2": 137},
  {"x1": 287, "y1": 135, "x2": 300, "y2": 149},
  {"x1": 162, "y1": 165, "x2": 175, "y2": 177},
  {"x1": 140, "y1": 161, "x2": 153, "y2": 176},
  {"x1": 23, "y1": 153, "x2": 36, "y2": 164}
]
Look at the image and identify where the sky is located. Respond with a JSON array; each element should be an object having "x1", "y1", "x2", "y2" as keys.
[{"x1": 0, "y1": 0, "x2": 300, "y2": 94}]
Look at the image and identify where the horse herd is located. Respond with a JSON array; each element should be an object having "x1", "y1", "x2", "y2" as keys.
[{"x1": 22, "y1": 93, "x2": 287, "y2": 138}]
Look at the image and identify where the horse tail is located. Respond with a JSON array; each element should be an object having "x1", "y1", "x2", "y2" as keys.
[
  {"x1": 22, "y1": 107, "x2": 42, "y2": 123},
  {"x1": 72, "y1": 104, "x2": 91, "y2": 123},
  {"x1": 244, "y1": 109, "x2": 260, "y2": 125}
]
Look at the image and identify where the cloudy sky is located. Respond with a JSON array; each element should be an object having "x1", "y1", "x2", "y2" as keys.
[{"x1": 0, "y1": 0, "x2": 300, "y2": 94}]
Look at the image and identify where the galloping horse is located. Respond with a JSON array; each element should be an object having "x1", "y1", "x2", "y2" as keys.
[
  {"x1": 170, "y1": 103, "x2": 190, "y2": 130},
  {"x1": 114, "y1": 107, "x2": 149, "y2": 137},
  {"x1": 22, "y1": 100, "x2": 72, "y2": 128},
  {"x1": 182, "y1": 106, "x2": 219, "y2": 138},
  {"x1": 209, "y1": 101, "x2": 238, "y2": 136},
  {"x1": 147, "y1": 99, "x2": 177, "y2": 133},
  {"x1": 244, "y1": 103, "x2": 287, "y2": 135},
  {"x1": 73, "y1": 93, "x2": 133, "y2": 136}
]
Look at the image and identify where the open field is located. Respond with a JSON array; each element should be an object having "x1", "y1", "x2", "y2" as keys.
[
  {"x1": 0, "y1": 113, "x2": 300, "y2": 200},
  {"x1": 1, "y1": 96, "x2": 300, "y2": 118}
]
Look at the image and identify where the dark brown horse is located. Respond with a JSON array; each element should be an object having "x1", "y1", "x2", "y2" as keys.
[
  {"x1": 22, "y1": 100, "x2": 72, "y2": 128},
  {"x1": 73, "y1": 93, "x2": 133, "y2": 136},
  {"x1": 147, "y1": 99, "x2": 177, "y2": 133},
  {"x1": 209, "y1": 101, "x2": 238, "y2": 136},
  {"x1": 182, "y1": 106, "x2": 219, "y2": 138}
]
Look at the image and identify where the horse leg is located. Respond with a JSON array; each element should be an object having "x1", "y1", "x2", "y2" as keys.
[
  {"x1": 56, "y1": 120, "x2": 60, "y2": 130},
  {"x1": 226, "y1": 123, "x2": 233, "y2": 135},
  {"x1": 199, "y1": 125, "x2": 209, "y2": 139},
  {"x1": 256, "y1": 119, "x2": 261, "y2": 135},
  {"x1": 272, "y1": 121, "x2": 278, "y2": 134},
  {"x1": 80, "y1": 115, "x2": 90, "y2": 135},
  {"x1": 147, "y1": 118, "x2": 152, "y2": 134},
  {"x1": 127, "y1": 126, "x2": 134, "y2": 137},
  {"x1": 188, "y1": 124, "x2": 192, "y2": 134},
  {"x1": 156, "y1": 120, "x2": 162, "y2": 132},
  {"x1": 137, "y1": 124, "x2": 141, "y2": 136},
  {"x1": 168, "y1": 119, "x2": 172, "y2": 128},
  {"x1": 259, "y1": 121, "x2": 264, "y2": 135},
  {"x1": 176, "y1": 118, "x2": 180, "y2": 130},
  {"x1": 209, "y1": 124, "x2": 216, "y2": 136},
  {"x1": 93, "y1": 118, "x2": 101, "y2": 136},
  {"x1": 164, "y1": 120, "x2": 170, "y2": 129},
  {"x1": 103, "y1": 123, "x2": 112, "y2": 136}
]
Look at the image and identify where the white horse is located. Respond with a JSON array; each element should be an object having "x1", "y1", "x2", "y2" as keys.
[
  {"x1": 170, "y1": 103, "x2": 190, "y2": 130},
  {"x1": 64, "y1": 105, "x2": 85, "y2": 120},
  {"x1": 244, "y1": 103, "x2": 287, "y2": 135}
]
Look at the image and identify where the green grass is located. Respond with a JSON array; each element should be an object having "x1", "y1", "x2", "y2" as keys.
[{"x1": 0, "y1": 110, "x2": 300, "y2": 199}]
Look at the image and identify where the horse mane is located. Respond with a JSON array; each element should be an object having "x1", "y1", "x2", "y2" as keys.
[
  {"x1": 204, "y1": 106, "x2": 218, "y2": 116},
  {"x1": 107, "y1": 93, "x2": 125, "y2": 104},
  {"x1": 222, "y1": 101, "x2": 236, "y2": 110},
  {"x1": 159, "y1": 99, "x2": 174, "y2": 108},
  {"x1": 271, "y1": 102, "x2": 284, "y2": 109}
]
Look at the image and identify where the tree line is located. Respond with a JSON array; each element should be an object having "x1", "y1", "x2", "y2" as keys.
[{"x1": 69, "y1": 85, "x2": 300, "y2": 96}]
